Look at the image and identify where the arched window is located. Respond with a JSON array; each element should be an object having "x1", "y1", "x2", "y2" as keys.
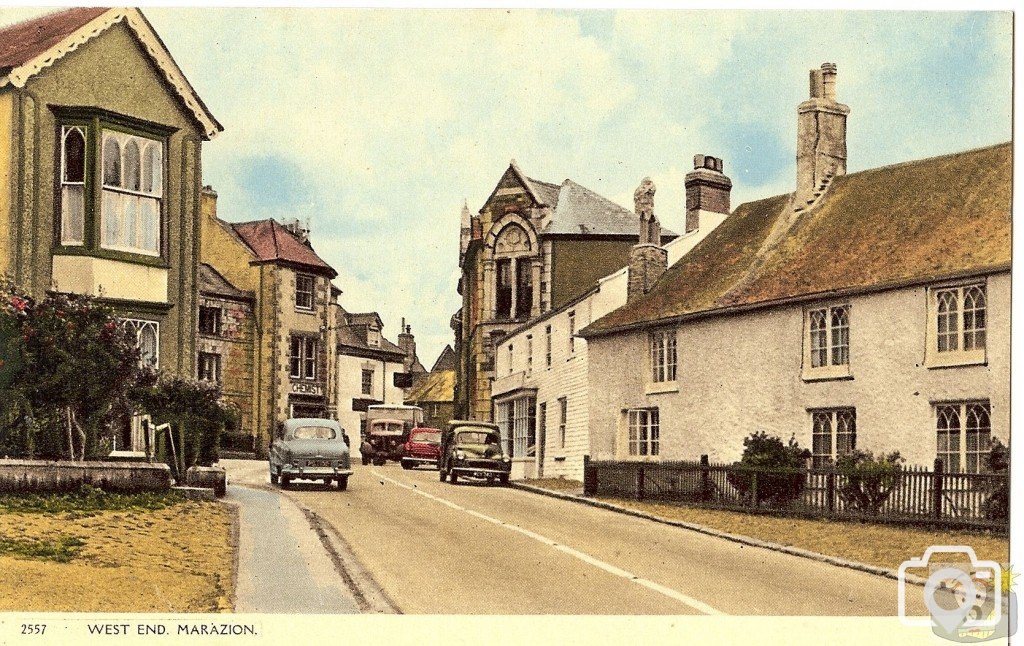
[
  {"x1": 491, "y1": 222, "x2": 535, "y2": 320},
  {"x1": 142, "y1": 142, "x2": 161, "y2": 194},
  {"x1": 936, "y1": 290, "x2": 959, "y2": 352},
  {"x1": 936, "y1": 405, "x2": 961, "y2": 472},
  {"x1": 123, "y1": 139, "x2": 141, "y2": 192},
  {"x1": 60, "y1": 126, "x2": 86, "y2": 245},
  {"x1": 962, "y1": 285, "x2": 986, "y2": 351},
  {"x1": 809, "y1": 310, "x2": 827, "y2": 368},
  {"x1": 103, "y1": 134, "x2": 121, "y2": 187},
  {"x1": 62, "y1": 127, "x2": 85, "y2": 183}
]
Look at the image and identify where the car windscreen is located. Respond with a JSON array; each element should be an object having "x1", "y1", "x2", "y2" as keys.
[
  {"x1": 370, "y1": 422, "x2": 404, "y2": 435},
  {"x1": 456, "y1": 430, "x2": 500, "y2": 446},
  {"x1": 291, "y1": 425, "x2": 337, "y2": 440},
  {"x1": 410, "y1": 431, "x2": 441, "y2": 444}
]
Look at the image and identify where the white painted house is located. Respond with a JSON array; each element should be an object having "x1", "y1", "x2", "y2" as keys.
[
  {"x1": 580, "y1": 64, "x2": 1011, "y2": 472},
  {"x1": 492, "y1": 157, "x2": 733, "y2": 480}
]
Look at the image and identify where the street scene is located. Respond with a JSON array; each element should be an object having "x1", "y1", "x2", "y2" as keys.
[{"x1": 0, "y1": 5, "x2": 1014, "y2": 645}]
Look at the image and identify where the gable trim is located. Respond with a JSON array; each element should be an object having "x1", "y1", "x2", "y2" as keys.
[{"x1": 0, "y1": 8, "x2": 222, "y2": 140}]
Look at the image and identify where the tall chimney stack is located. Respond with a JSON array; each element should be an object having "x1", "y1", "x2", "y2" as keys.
[
  {"x1": 627, "y1": 178, "x2": 668, "y2": 303},
  {"x1": 398, "y1": 321, "x2": 418, "y2": 374},
  {"x1": 796, "y1": 62, "x2": 849, "y2": 207},
  {"x1": 684, "y1": 155, "x2": 732, "y2": 233}
]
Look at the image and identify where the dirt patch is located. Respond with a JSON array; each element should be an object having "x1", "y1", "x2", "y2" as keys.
[
  {"x1": 0, "y1": 499, "x2": 236, "y2": 612},
  {"x1": 601, "y1": 497, "x2": 1009, "y2": 571},
  {"x1": 521, "y1": 477, "x2": 584, "y2": 493}
]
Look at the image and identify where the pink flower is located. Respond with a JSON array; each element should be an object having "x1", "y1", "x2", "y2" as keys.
[{"x1": 9, "y1": 297, "x2": 26, "y2": 312}]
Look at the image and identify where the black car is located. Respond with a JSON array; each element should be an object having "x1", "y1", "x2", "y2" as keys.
[{"x1": 438, "y1": 420, "x2": 511, "y2": 485}]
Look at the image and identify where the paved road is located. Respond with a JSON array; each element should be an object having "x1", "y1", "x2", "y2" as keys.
[
  {"x1": 224, "y1": 462, "x2": 359, "y2": 614},
  {"x1": 249, "y1": 460, "x2": 930, "y2": 616}
]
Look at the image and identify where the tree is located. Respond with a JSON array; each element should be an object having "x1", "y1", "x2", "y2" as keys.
[
  {"x1": 835, "y1": 450, "x2": 905, "y2": 515},
  {"x1": 0, "y1": 281, "x2": 144, "y2": 460},
  {"x1": 981, "y1": 437, "x2": 1009, "y2": 522},
  {"x1": 726, "y1": 431, "x2": 811, "y2": 507}
]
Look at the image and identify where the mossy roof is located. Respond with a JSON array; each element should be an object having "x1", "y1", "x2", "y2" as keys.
[{"x1": 583, "y1": 142, "x2": 1012, "y2": 337}]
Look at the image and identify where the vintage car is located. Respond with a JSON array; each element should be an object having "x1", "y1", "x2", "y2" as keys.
[
  {"x1": 269, "y1": 418, "x2": 352, "y2": 490},
  {"x1": 400, "y1": 427, "x2": 442, "y2": 470},
  {"x1": 359, "y1": 418, "x2": 410, "y2": 466},
  {"x1": 438, "y1": 421, "x2": 511, "y2": 485}
]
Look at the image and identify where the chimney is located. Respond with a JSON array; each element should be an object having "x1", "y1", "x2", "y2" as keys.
[
  {"x1": 684, "y1": 155, "x2": 732, "y2": 233},
  {"x1": 280, "y1": 217, "x2": 310, "y2": 243},
  {"x1": 627, "y1": 177, "x2": 668, "y2": 303},
  {"x1": 459, "y1": 200, "x2": 472, "y2": 265},
  {"x1": 398, "y1": 319, "x2": 418, "y2": 373},
  {"x1": 796, "y1": 62, "x2": 850, "y2": 207},
  {"x1": 201, "y1": 185, "x2": 218, "y2": 222}
]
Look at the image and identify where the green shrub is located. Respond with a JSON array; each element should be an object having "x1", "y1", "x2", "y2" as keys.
[
  {"x1": 836, "y1": 450, "x2": 905, "y2": 515},
  {"x1": 726, "y1": 431, "x2": 811, "y2": 507},
  {"x1": 982, "y1": 438, "x2": 1009, "y2": 521}
]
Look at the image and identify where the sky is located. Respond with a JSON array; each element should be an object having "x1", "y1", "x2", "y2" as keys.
[{"x1": 0, "y1": 8, "x2": 1013, "y2": 367}]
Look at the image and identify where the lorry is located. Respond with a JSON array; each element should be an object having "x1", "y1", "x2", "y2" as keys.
[{"x1": 360, "y1": 404, "x2": 424, "y2": 466}]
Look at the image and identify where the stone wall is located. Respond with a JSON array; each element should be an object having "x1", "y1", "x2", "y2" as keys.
[{"x1": 0, "y1": 460, "x2": 172, "y2": 493}]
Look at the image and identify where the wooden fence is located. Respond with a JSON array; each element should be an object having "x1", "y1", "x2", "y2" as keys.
[{"x1": 582, "y1": 456, "x2": 1008, "y2": 531}]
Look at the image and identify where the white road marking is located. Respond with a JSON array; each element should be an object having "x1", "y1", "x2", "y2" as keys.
[{"x1": 371, "y1": 469, "x2": 724, "y2": 615}]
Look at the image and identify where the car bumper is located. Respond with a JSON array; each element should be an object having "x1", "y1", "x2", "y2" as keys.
[
  {"x1": 281, "y1": 466, "x2": 353, "y2": 480},
  {"x1": 403, "y1": 456, "x2": 439, "y2": 463},
  {"x1": 450, "y1": 465, "x2": 510, "y2": 476}
]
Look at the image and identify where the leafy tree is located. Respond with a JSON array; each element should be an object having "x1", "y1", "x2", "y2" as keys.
[
  {"x1": 982, "y1": 437, "x2": 1009, "y2": 522},
  {"x1": 835, "y1": 450, "x2": 905, "y2": 515},
  {"x1": 0, "y1": 281, "x2": 143, "y2": 460},
  {"x1": 726, "y1": 431, "x2": 811, "y2": 507}
]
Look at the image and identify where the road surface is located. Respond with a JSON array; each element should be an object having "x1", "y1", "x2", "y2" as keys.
[{"x1": 225, "y1": 459, "x2": 930, "y2": 616}]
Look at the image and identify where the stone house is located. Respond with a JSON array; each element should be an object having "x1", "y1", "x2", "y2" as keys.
[
  {"x1": 491, "y1": 159, "x2": 733, "y2": 480},
  {"x1": 0, "y1": 8, "x2": 222, "y2": 452},
  {"x1": 454, "y1": 162, "x2": 681, "y2": 424},
  {"x1": 581, "y1": 64, "x2": 1011, "y2": 472},
  {"x1": 334, "y1": 308, "x2": 407, "y2": 443},
  {"x1": 199, "y1": 190, "x2": 338, "y2": 455},
  {"x1": 406, "y1": 345, "x2": 457, "y2": 430}
]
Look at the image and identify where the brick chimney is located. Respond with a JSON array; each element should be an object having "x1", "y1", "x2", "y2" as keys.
[
  {"x1": 397, "y1": 318, "x2": 418, "y2": 373},
  {"x1": 201, "y1": 185, "x2": 218, "y2": 222},
  {"x1": 796, "y1": 62, "x2": 850, "y2": 207},
  {"x1": 627, "y1": 177, "x2": 668, "y2": 303},
  {"x1": 684, "y1": 155, "x2": 731, "y2": 233}
]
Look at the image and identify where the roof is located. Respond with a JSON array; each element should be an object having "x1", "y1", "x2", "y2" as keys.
[
  {"x1": 198, "y1": 263, "x2": 253, "y2": 301},
  {"x1": 405, "y1": 369, "x2": 455, "y2": 404},
  {"x1": 583, "y1": 142, "x2": 1012, "y2": 337},
  {"x1": 349, "y1": 312, "x2": 383, "y2": 328},
  {"x1": 231, "y1": 219, "x2": 337, "y2": 277},
  {"x1": 543, "y1": 179, "x2": 676, "y2": 237},
  {"x1": 336, "y1": 324, "x2": 405, "y2": 361},
  {"x1": 430, "y1": 345, "x2": 457, "y2": 372},
  {"x1": 0, "y1": 8, "x2": 222, "y2": 139}
]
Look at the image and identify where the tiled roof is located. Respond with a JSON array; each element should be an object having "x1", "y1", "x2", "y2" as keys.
[
  {"x1": 542, "y1": 179, "x2": 677, "y2": 237},
  {"x1": 583, "y1": 142, "x2": 1012, "y2": 337},
  {"x1": 524, "y1": 176, "x2": 562, "y2": 208},
  {"x1": 0, "y1": 7, "x2": 107, "y2": 72},
  {"x1": 406, "y1": 369, "x2": 455, "y2": 403},
  {"x1": 231, "y1": 220, "x2": 337, "y2": 277},
  {"x1": 198, "y1": 263, "x2": 252, "y2": 300},
  {"x1": 430, "y1": 345, "x2": 457, "y2": 372}
]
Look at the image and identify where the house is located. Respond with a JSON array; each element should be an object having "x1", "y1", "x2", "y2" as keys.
[
  {"x1": 200, "y1": 189, "x2": 338, "y2": 455},
  {"x1": 491, "y1": 160, "x2": 733, "y2": 480},
  {"x1": 406, "y1": 344, "x2": 457, "y2": 430},
  {"x1": 454, "y1": 163, "x2": 680, "y2": 423},
  {"x1": 580, "y1": 63, "x2": 1010, "y2": 472},
  {"x1": 0, "y1": 8, "x2": 222, "y2": 452},
  {"x1": 333, "y1": 308, "x2": 407, "y2": 442}
]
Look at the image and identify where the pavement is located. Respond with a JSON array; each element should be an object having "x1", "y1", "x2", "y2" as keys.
[
  {"x1": 238, "y1": 459, "x2": 932, "y2": 616},
  {"x1": 223, "y1": 460, "x2": 360, "y2": 614}
]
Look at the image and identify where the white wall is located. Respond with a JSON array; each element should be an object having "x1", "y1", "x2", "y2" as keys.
[
  {"x1": 587, "y1": 272, "x2": 1010, "y2": 468},
  {"x1": 336, "y1": 352, "x2": 405, "y2": 448}
]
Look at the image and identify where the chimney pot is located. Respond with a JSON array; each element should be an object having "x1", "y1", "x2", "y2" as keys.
[{"x1": 684, "y1": 153, "x2": 732, "y2": 233}]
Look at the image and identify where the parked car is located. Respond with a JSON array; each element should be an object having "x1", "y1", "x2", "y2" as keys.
[
  {"x1": 269, "y1": 418, "x2": 352, "y2": 490},
  {"x1": 400, "y1": 427, "x2": 442, "y2": 470},
  {"x1": 360, "y1": 418, "x2": 409, "y2": 466},
  {"x1": 438, "y1": 421, "x2": 511, "y2": 485}
]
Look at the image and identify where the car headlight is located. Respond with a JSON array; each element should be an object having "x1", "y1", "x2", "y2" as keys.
[
  {"x1": 455, "y1": 450, "x2": 466, "y2": 461},
  {"x1": 502, "y1": 456, "x2": 511, "y2": 462}
]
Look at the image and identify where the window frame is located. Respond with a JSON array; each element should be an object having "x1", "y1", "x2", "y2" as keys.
[
  {"x1": 289, "y1": 335, "x2": 318, "y2": 380},
  {"x1": 649, "y1": 329, "x2": 677, "y2": 384},
  {"x1": 926, "y1": 282, "x2": 987, "y2": 369},
  {"x1": 568, "y1": 310, "x2": 576, "y2": 355},
  {"x1": 558, "y1": 396, "x2": 567, "y2": 449},
  {"x1": 802, "y1": 303, "x2": 852, "y2": 381},
  {"x1": 59, "y1": 125, "x2": 87, "y2": 246},
  {"x1": 361, "y1": 368, "x2": 374, "y2": 396},
  {"x1": 198, "y1": 351, "x2": 222, "y2": 383},
  {"x1": 624, "y1": 407, "x2": 660, "y2": 459},
  {"x1": 545, "y1": 325, "x2": 552, "y2": 369},
  {"x1": 198, "y1": 306, "x2": 222, "y2": 336},
  {"x1": 934, "y1": 401, "x2": 992, "y2": 474},
  {"x1": 295, "y1": 274, "x2": 315, "y2": 312},
  {"x1": 121, "y1": 318, "x2": 160, "y2": 369},
  {"x1": 809, "y1": 408, "x2": 856, "y2": 469}
]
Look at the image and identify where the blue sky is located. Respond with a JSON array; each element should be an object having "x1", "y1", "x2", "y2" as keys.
[{"x1": 0, "y1": 9, "x2": 1013, "y2": 366}]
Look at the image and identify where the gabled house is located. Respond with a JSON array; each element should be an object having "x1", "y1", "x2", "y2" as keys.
[
  {"x1": 0, "y1": 7, "x2": 222, "y2": 452},
  {"x1": 200, "y1": 190, "x2": 338, "y2": 455},
  {"x1": 406, "y1": 344, "x2": 457, "y2": 430},
  {"x1": 581, "y1": 63, "x2": 1010, "y2": 471},
  {"x1": 455, "y1": 161, "x2": 681, "y2": 423}
]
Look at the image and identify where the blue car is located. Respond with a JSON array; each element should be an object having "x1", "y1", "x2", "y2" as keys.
[{"x1": 269, "y1": 418, "x2": 352, "y2": 490}]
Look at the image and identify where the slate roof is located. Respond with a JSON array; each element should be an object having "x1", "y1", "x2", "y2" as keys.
[
  {"x1": 198, "y1": 263, "x2": 253, "y2": 301},
  {"x1": 406, "y1": 369, "x2": 455, "y2": 403},
  {"x1": 430, "y1": 345, "x2": 457, "y2": 372},
  {"x1": 231, "y1": 220, "x2": 337, "y2": 277},
  {"x1": 542, "y1": 179, "x2": 676, "y2": 237},
  {"x1": 336, "y1": 324, "x2": 405, "y2": 361},
  {"x1": 0, "y1": 7, "x2": 107, "y2": 73},
  {"x1": 583, "y1": 142, "x2": 1012, "y2": 337}
]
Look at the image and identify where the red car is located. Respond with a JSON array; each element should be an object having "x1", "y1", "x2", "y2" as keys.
[{"x1": 400, "y1": 427, "x2": 442, "y2": 470}]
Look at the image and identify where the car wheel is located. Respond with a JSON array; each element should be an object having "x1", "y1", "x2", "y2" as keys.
[
  {"x1": 401, "y1": 459, "x2": 412, "y2": 470},
  {"x1": 449, "y1": 471, "x2": 458, "y2": 484},
  {"x1": 373, "y1": 457, "x2": 386, "y2": 466},
  {"x1": 336, "y1": 476, "x2": 348, "y2": 491},
  {"x1": 361, "y1": 455, "x2": 370, "y2": 466},
  {"x1": 439, "y1": 469, "x2": 447, "y2": 482},
  {"x1": 270, "y1": 468, "x2": 279, "y2": 485},
  {"x1": 281, "y1": 476, "x2": 291, "y2": 489},
  {"x1": 499, "y1": 474, "x2": 510, "y2": 486}
]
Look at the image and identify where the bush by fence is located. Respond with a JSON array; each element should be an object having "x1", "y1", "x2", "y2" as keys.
[{"x1": 583, "y1": 455, "x2": 1008, "y2": 531}]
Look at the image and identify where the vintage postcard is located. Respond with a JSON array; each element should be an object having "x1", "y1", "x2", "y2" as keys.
[{"x1": 0, "y1": 5, "x2": 1015, "y2": 645}]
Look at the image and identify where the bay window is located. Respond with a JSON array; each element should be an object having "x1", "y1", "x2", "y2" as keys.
[{"x1": 100, "y1": 131, "x2": 162, "y2": 255}]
